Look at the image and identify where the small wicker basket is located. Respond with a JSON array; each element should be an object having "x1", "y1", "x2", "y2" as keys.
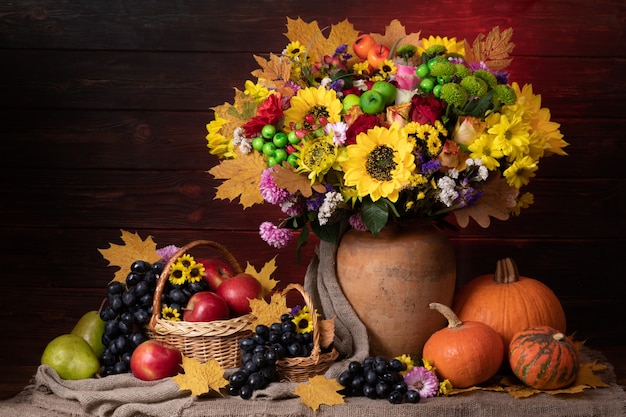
[
  {"x1": 275, "y1": 283, "x2": 339, "y2": 382},
  {"x1": 146, "y1": 240, "x2": 253, "y2": 368}
]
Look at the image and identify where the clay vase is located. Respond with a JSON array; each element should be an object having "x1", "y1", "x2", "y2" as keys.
[{"x1": 336, "y1": 221, "x2": 456, "y2": 359}]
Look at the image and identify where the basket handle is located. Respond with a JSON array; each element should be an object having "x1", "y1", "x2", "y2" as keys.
[
  {"x1": 148, "y1": 240, "x2": 243, "y2": 330},
  {"x1": 281, "y1": 283, "x2": 322, "y2": 359}
]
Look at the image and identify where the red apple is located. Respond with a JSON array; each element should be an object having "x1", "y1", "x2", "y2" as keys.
[
  {"x1": 353, "y1": 34, "x2": 378, "y2": 60},
  {"x1": 367, "y1": 44, "x2": 391, "y2": 70},
  {"x1": 198, "y1": 257, "x2": 234, "y2": 291},
  {"x1": 183, "y1": 291, "x2": 230, "y2": 322},
  {"x1": 216, "y1": 273, "x2": 263, "y2": 316},
  {"x1": 130, "y1": 340, "x2": 182, "y2": 381}
]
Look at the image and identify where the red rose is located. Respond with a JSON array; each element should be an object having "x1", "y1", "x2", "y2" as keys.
[
  {"x1": 410, "y1": 95, "x2": 446, "y2": 125},
  {"x1": 242, "y1": 94, "x2": 284, "y2": 137},
  {"x1": 345, "y1": 114, "x2": 382, "y2": 145}
]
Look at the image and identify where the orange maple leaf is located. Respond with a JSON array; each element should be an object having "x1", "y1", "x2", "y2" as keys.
[
  {"x1": 98, "y1": 230, "x2": 161, "y2": 283},
  {"x1": 248, "y1": 292, "x2": 290, "y2": 329},
  {"x1": 211, "y1": 89, "x2": 258, "y2": 139},
  {"x1": 453, "y1": 175, "x2": 518, "y2": 228},
  {"x1": 294, "y1": 375, "x2": 345, "y2": 411},
  {"x1": 270, "y1": 164, "x2": 326, "y2": 198},
  {"x1": 284, "y1": 17, "x2": 360, "y2": 64},
  {"x1": 244, "y1": 257, "x2": 279, "y2": 298},
  {"x1": 208, "y1": 149, "x2": 266, "y2": 208},
  {"x1": 370, "y1": 19, "x2": 421, "y2": 52},
  {"x1": 251, "y1": 54, "x2": 294, "y2": 97},
  {"x1": 172, "y1": 356, "x2": 228, "y2": 397},
  {"x1": 465, "y1": 26, "x2": 515, "y2": 71}
]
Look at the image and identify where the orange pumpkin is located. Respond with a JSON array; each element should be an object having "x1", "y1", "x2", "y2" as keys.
[
  {"x1": 509, "y1": 326, "x2": 579, "y2": 389},
  {"x1": 452, "y1": 258, "x2": 566, "y2": 358},
  {"x1": 423, "y1": 302, "x2": 503, "y2": 388}
]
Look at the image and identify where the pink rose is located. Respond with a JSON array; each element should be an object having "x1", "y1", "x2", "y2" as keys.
[{"x1": 395, "y1": 64, "x2": 419, "y2": 90}]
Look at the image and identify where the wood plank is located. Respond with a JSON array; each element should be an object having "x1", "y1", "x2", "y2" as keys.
[
  {"x1": 0, "y1": 50, "x2": 624, "y2": 118},
  {"x1": 0, "y1": 0, "x2": 623, "y2": 57},
  {"x1": 1, "y1": 111, "x2": 624, "y2": 178}
]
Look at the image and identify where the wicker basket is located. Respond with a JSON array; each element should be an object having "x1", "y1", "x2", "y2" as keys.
[
  {"x1": 276, "y1": 283, "x2": 339, "y2": 382},
  {"x1": 146, "y1": 240, "x2": 253, "y2": 368}
]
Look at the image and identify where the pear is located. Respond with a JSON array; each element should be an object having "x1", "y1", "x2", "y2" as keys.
[
  {"x1": 71, "y1": 310, "x2": 106, "y2": 357},
  {"x1": 41, "y1": 334, "x2": 101, "y2": 380}
]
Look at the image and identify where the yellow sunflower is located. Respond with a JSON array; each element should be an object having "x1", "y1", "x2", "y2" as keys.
[
  {"x1": 297, "y1": 136, "x2": 344, "y2": 184},
  {"x1": 283, "y1": 86, "x2": 343, "y2": 130},
  {"x1": 418, "y1": 35, "x2": 465, "y2": 56},
  {"x1": 341, "y1": 126, "x2": 415, "y2": 202}
]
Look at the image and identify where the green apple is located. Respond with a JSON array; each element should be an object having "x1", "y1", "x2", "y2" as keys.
[
  {"x1": 371, "y1": 81, "x2": 397, "y2": 105},
  {"x1": 342, "y1": 93, "x2": 361, "y2": 113},
  {"x1": 71, "y1": 310, "x2": 106, "y2": 358},
  {"x1": 41, "y1": 334, "x2": 100, "y2": 380},
  {"x1": 359, "y1": 90, "x2": 386, "y2": 115}
]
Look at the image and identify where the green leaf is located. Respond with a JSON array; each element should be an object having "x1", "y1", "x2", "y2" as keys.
[
  {"x1": 360, "y1": 199, "x2": 389, "y2": 236},
  {"x1": 311, "y1": 220, "x2": 341, "y2": 244}
]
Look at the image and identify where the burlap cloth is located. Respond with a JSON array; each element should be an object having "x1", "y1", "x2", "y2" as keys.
[{"x1": 2, "y1": 238, "x2": 625, "y2": 416}]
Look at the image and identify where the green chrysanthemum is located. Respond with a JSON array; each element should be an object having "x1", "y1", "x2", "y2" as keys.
[
  {"x1": 493, "y1": 84, "x2": 517, "y2": 105},
  {"x1": 473, "y1": 69, "x2": 498, "y2": 88},
  {"x1": 460, "y1": 75, "x2": 488, "y2": 98},
  {"x1": 440, "y1": 83, "x2": 468, "y2": 107}
]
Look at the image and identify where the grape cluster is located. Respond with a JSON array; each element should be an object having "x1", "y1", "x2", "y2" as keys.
[
  {"x1": 227, "y1": 313, "x2": 317, "y2": 399},
  {"x1": 337, "y1": 356, "x2": 421, "y2": 404},
  {"x1": 159, "y1": 273, "x2": 210, "y2": 318},
  {"x1": 99, "y1": 260, "x2": 162, "y2": 376}
]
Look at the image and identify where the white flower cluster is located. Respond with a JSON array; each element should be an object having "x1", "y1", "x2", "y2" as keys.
[
  {"x1": 466, "y1": 158, "x2": 489, "y2": 180},
  {"x1": 436, "y1": 176, "x2": 459, "y2": 207},
  {"x1": 232, "y1": 127, "x2": 252, "y2": 154},
  {"x1": 318, "y1": 191, "x2": 344, "y2": 225}
]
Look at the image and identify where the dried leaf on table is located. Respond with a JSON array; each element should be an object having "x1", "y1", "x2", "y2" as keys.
[
  {"x1": 98, "y1": 230, "x2": 161, "y2": 284},
  {"x1": 370, "y1": 19, "x2": 421, "y2": 52},
  {"x1": 284, "y1": 17, "x2": 359, "y2": 64},
  {"x1": 293, "y1": 375, "x2": 345, "y2": 411},
  {"x1": 270, "y1": 163, "x2": 327, "y2": 198},
  {"x1": 208, "y1": 149, "x2": 267, "y2": 208},
  {"x1": 318, "y1": 318, "x2": 336, "y2": 349},
  {"x1": 465, "y1": 26, "x2": 515, "y2": 71},
  {"x1": 248, "y1": 292, "x2": 290, "y2": 329},
  {"x1": 172, "y1": 356, "x2": 228, "y2": 397},
  {"x1": 453, "y1": 175, "x2": 518, "y2": 228},
  {"x1": 244, "y1": 257, "x2": 279, "y2": 298}
]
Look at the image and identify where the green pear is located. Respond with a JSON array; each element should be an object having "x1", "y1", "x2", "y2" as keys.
[
  {"x1": 41, "y1": 334, "x2": 101, "y2": 380},
  {"x1": 71, "y1": 310, "x2": 106, "y2": 358}
]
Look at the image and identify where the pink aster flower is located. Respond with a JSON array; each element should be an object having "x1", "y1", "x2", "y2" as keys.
[
  {"x1": 156, "y1": 244, "x2": 181, "y2": 262},
  {"x1": 404, "y1": 366, "x2": 439, "y2": 399},
  {"x1": 259, "y1": 222, "x2": 293, "y2": 249},
  {"x1": 259, "y1": 168, "x2": 290, "y2": 205}
]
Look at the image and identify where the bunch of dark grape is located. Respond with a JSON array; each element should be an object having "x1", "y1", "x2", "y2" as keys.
[
  {"x1": 227, "y1": 313, "x2": 317, "y2": 399},
  {"x1": 98, "y1": 260, "x2": 163, "y2": 376},
  {"x1": 337, "y1": 356, "x2": 421, "y2": 404},
  {"x1": 159, "y1": 274, "x2": 210, "y2": 318}
]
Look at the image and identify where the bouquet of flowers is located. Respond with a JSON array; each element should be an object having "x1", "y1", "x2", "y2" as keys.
[{"x1": 206, "y1": 18, "x2": 568, "y2": 249}]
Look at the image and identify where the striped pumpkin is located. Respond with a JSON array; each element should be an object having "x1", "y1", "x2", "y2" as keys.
[{"x1": 508, "y1": 326, "x2": 579, "y2": 390}]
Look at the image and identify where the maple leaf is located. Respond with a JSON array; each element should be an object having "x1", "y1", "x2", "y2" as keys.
[
  {"x1": 270, "y1": 164, "x2": 326, "y2": 198},
  {"x1": 465, "y1": 26, "x2": 515, "y2": 71},
  {"x1": 244, "y1": 257, "x2": 279, "y2": 298},
  {"x1": 318, "y1": 318, "x2": 336, "y2": 350},
  {"x1": 453, "y1": 175, "x2": 518, "y2": 228},
  {"x1": 284, "y1": 17, "x2": 360, "y2": 64},
  {"x1": 98, "y1": 230, "x2": 161, "y2": 283},
  {"x1": 211, "y1": 89, "x2": 258, "y2": 140},
  {"x1": 208, "y1": 149, "x2": 266, "y2": 208},
  {"x1": 370, "y1": 19, "x2": 421, "y2": 52},
  {"x1": 250, "y1": 54, "x2": 294, "y2": 97},
  {"x1": 172, "y1": 356, "x2": 228, "y2": 397},
  {"x1": 248, "y1": 292, "x2": 290, "y2": 329},
  {"x1": 294, "y1": 375, "x2": 345, "y2": 411}
]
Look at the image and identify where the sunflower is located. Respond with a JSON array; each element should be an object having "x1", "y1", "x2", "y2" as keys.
[
  {"x1": 297, "y1": 136, "x2": 344, "y2": 184},
  {"x1": 292, "y1": 306, "x2": 314, "y2": 334},
  {"x1": 283, "y1": 86, "x2": 343, "y2": 130},
  {"x1": 341, "y1": 125, "x2": 415, "y2": 202},
  {"x1": 161, "y1": 305, "x2": 181, "y2": 321},
  {"x1": 187, "y1": 262, "x2": 205, "y2": 283},
  {"x1": 168, "y1": 262, "x2": 187, "y2": 286},
  {"x1": 418, "y1": 35, "x2": 465, "y2": 56}
]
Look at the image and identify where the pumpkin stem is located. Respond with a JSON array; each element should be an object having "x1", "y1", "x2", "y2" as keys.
[
  {"x1": 429, "y1": 302, "x2": 462, "y2": 329},
  {"x1": 494, "y1": 257, "x2": 520, "y2": 284}
]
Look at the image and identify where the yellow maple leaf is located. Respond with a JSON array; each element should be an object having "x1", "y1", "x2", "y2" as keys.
[
  {"x1": 98, "y1": 230, "x2": 161, "y2": 284},
  {"x1": 208, "y1": 149, "x2": 267, "y2": 208},
  {"x1": 172, "y1": 356, "x2": 228, "y2": 397},
  {"x1": 370, "y1": 19, "x2": 422, "y2": 52},
  {"x1": 244, "y1": 257, "x2": 279, "y2": 298},
  {"x1": 466, "y1": 26, "x2": 515, "y2": 71},
  {"x1": 248, "y1": 292, "x2": 290, "y2": 329},
  {"x1": 453, "y1": 175, "x2": 518, "y2": 228},
  {"x1": 270, "y1": 164, "x2": 327, "y2": 198},
  {"x1": 251, "y1": 54, "x2": 294, "y2": 96},
  {"x1": 211, "y1": 89, "x2": 258, "y2": 140},
  {"x1": 294, "y1": 375, "x2": 345, "y2": 411},
  {"x1": 284, "y1": 17, "x2": 360, "y2": 64}
]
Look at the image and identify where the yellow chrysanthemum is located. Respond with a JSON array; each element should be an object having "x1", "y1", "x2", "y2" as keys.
[
  {"x1": 487, "y1": 113, "x2": 530, "y2": 161},
  {"x1": 468, "y1": 133, "x2": 504, "y2": 171},
  {"x1": 283, "y1": 86, "x2": 343, "y2": 129},
  {"x1": 244, "y1": 80, "x2": 271, "y2": 102},
  {"x1": 439, "y1": 379, "x2": 454, "y2": 395},
  {"x1": 341, "y1": 125, "x2": 415, "y2": 202},
  {"x1": 395, "y1": 354, "x2": 415, "y2": 376},
  {"x1": 422, "y1": 357, "x2": 436, "y2": 372},
  {"x1": 206, "y1": 115, "x2": 235, "y2": 158},
  {"x1": 503, "y1": 155, "x2": 538, "y2": 188},
  {"x1": 351, "y1": 61, "x2": 370, "y2": 76},
  {"x1": 511, "y1": 191, "x2": 534, "y2": 216},
  {"x1": 418, "y1": 35, "x2": 465, "y2": 56}
]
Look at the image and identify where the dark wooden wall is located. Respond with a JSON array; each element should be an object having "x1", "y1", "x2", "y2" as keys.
[{"x1": 1, "y1": 0, "x2": 624, "y2": 398}]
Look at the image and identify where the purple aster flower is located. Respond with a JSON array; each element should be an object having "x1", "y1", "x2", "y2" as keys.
[
  {"x1": 156, "y1": 244, "x2": 180, "y2": 262},
  {"x1": 306, "y1": 191, "x2": 327, "y2": 212},
  {"x1": 495, "y1": 70, "x2": 509, "y2": 84},
  {"x1": 260, "y1": 168, "x2": 291, "y2": 205},
  {"x1": 421, "y1": 158, "x2": 442, "y2": 175},
  {"x1": 404, "y1": 366, "x2": 439, "y2": 399},
  {"x1": 334, "y1": 44, "x2": 348, "y2": 56},
  {"x1": 259, "y1": 222, "x2": 293, "y2": 249}
]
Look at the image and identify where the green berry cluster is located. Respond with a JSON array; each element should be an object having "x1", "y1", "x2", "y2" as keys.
[{"x1": 251, "y1": 124, "x2": 301, "y2": 168}]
